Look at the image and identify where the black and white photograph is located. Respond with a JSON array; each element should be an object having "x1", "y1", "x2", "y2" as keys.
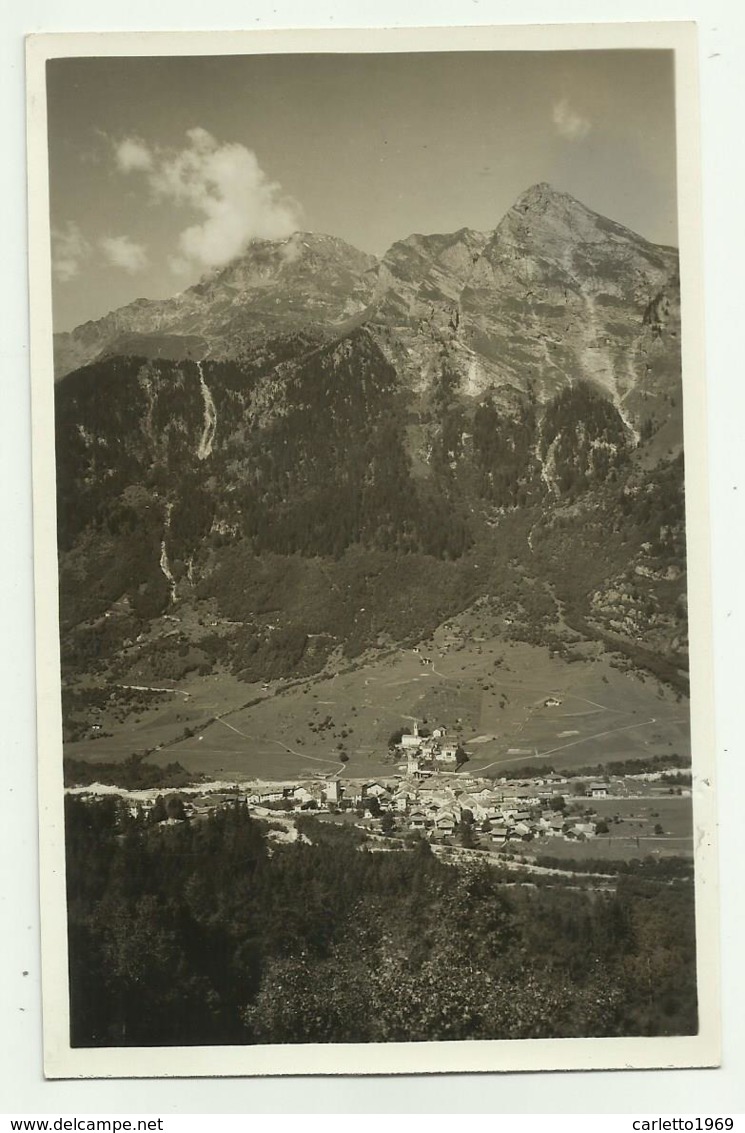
[{"x1": 26, "y1": 24, "x2": 718, "y2": 1078}]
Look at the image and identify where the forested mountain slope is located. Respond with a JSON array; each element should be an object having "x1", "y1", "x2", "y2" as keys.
[{"x1": 54, "y1": 185, "x2": 687, "y2": 705}]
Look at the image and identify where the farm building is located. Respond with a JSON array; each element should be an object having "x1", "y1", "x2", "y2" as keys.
[{"x1": 588, "y1": 782, "x2": 609, "y2": 798}]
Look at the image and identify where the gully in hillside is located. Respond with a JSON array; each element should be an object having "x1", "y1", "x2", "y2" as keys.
[{"x1": 196, "y1": 360, "x2": 217, "y2": 461}]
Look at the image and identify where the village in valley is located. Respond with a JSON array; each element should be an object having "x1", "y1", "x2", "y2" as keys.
[{"x1": 68, "y1": 716, "x2": 694, "y2": 866}]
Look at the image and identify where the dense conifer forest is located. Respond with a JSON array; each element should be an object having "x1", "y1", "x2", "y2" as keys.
[
  {"x1": 66, "y1": 798, "x2": 698, "y2": 1047},
  {"x1": 55, "y1": 333, "x2": 688, "y2": 696}
]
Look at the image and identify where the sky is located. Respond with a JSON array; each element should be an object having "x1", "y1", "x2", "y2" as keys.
[{"x1": 46, "y1": 50, "x2": 678, "y2": 331}]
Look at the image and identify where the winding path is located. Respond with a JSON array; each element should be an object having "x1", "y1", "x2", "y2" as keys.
[
  {"x1": 475, "y1": 717, "x2": 662, "y2": 774},
  {"x1": 214, "y1": 716, "x2": 339, "y2": 766}
]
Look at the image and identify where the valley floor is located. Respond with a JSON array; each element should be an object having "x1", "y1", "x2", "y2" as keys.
[{"x1": 63, "y1": 616, "x2": 691, "y2": 784}]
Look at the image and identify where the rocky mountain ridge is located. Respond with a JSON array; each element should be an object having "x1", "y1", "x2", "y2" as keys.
[
  {"x1": 53, "y1": 231, "x2": 379, "y2": 377},
  {"x1": 54, "y1": 183, "x2": 681, "y2": 439}
]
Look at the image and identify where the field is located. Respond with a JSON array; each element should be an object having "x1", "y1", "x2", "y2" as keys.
[
  {"x1": 312, "y1": 793, "x2": 694, "y2": 866},
  {"x1": 63, "y1": 601, "x2": 691, "y2": 784},
  {"x1": 62, "y1": 671, "x2": 254, "y2": 764},
  {"x1": 503, "y1": 795, "x2": 694, "y2": 864},
  {"x1": 446, "y1": 795, "x2": 694, "y2": 865}
]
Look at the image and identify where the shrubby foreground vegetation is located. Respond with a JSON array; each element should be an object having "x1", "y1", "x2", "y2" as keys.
[{"x1": 66, "y1": 798, "x2": 697, "y2": 1047}]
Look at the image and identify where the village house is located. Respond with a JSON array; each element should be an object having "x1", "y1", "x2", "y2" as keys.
[
  {"x1": 324, "y1": 780, "x2": 341, "y2": 805},
  {"x1": 457, "y1": 793, "x2": 490, "y2": 822},
  {"x1": 569, "y1": 822, "x2": 596, "y2": 839},
  {"x1": 419, "y1": 787, "x2": 454, "y2": 811},
  {"x1": 435, "y1": 811, "x2": 458, "y2": 835},
  {"x1": 417, "y1": 795, "x2": 441, "y2": 817},
  {"x1": 588, "y1": 781, "x2": 609, "y2": 798},
  {"x1": 366, "y1": 782, "x2": 390, "y2": 801},
  {"x1": 407, "y1": 754, "x2": 431, "y2": 779},
  {"x1": 438, "y1": 743, "x2": 459, "y2": 764},
  {"x1": 189, "y1": 794, "x2": 218, "y2": 815},
  {"x1": 248, "y1": 786, "x2": 284, "y2": 805},
  {"x1": 468, "y1": 788, "x2": 501, "y2": 814},
  {"x1": 513, "y1": 784, "x2": 543, "y2": 804},
  {"x1": 394, "y1": 791, "x2": 410, "y2": 812}
]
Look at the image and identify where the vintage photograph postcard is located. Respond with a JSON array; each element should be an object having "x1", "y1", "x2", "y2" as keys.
[{"x1": 26, "y1": 23, "x2": 719, "y2": 1078}]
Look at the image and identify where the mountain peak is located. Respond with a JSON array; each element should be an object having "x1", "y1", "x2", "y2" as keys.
[
  {"x1": 517, "y1": 180, "x2": 555, "y2": 199},
  {"x1": 510, "y1": 182, "x2": 586, "y2": 216},
  {"x1": 185, "y1": 230, "x2": 377, "y2": 299},
  {"x1": 492, "y1": 182, "x2": 670, "y2": 259}
]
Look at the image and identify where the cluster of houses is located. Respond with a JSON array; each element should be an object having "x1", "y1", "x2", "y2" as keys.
[
  {"x1": 238, "y1": 767, "x2": 613, "y2": 845},
  {"x1": 77, "y1": 756, "x2": 688, "y2": 850},
  {"x1": 396, "y1": 721, "x2": 463, "y2": 776},
  {"x1": 358, "y1": 774, "x2": 607, "y2": 843}
]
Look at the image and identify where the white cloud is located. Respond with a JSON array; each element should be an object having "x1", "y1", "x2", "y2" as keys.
[
  {"x1": 115, "y1": 137, "x2": 154, "y2": 173},
  {"x1": 552, "y1": 98, "x2": 592, "y2": 142},
  {"x1": 51, "y1": 221, "x2": 91, "y2": 282},
  {"x1": 113, "y1": 127, "x2": 301, "y2": 273},
  {"x1": 99, "y1": 235, "x2": 149, "y2": 273}
]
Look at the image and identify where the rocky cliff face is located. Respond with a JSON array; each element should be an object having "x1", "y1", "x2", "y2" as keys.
[
  {"x1": 54, "y1": 185, "x2": 680, "y2": 441},
  {"x1": 359, "y1": 185, "x2": 680, "y2": 432},
  {"x1": 457, "y1": 184, "x2": 679, "y2": 413}
]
